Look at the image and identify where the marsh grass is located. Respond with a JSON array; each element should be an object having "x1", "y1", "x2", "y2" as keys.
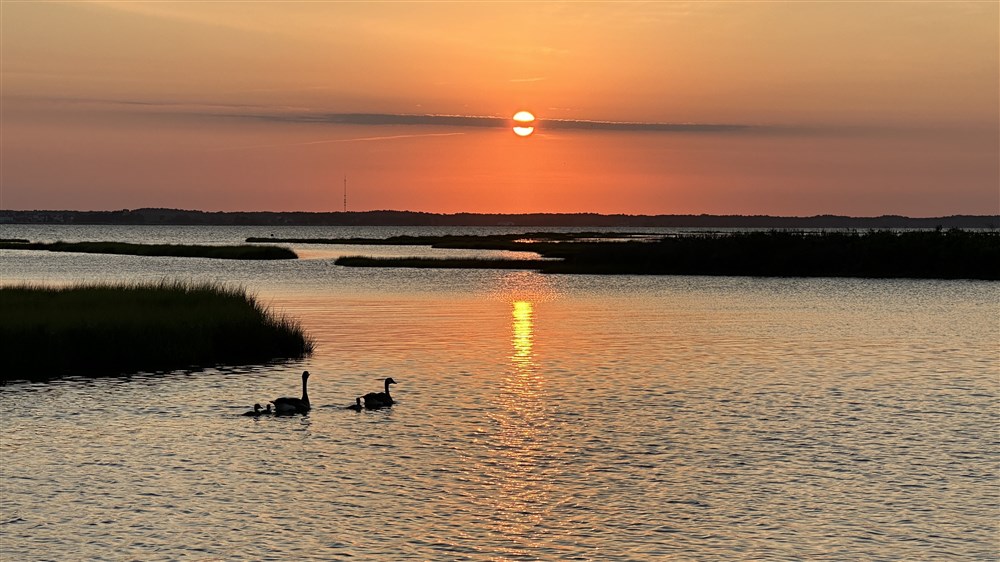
[
  {"x1": 544, "y1": 229, "x2": 1000, "y2": 278},
  {"x1": 334, "y1": 256, "x2": 548, "y2": 269},
  {"x1": 0, "y1": 280, "x2": 313, "y2": 381},
  {"x1": 0, "y1": 241, "x2": 297, "y2": 260},
  {"x1": 331, "y1": 230, "x2": 1000, "y2": 279}
]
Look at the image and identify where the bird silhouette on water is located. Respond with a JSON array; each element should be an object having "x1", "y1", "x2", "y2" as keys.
[
  {"x1": 242, "y1": 403, "x2": 272, "y2": 417},
  {"x1": 271, "y1": 371, "x2": 311, "y2": 415},
  {"x1": 363, "y1": 377, "x2": 397, "y2": 409},
  {"x1": 346, "y1": 397, "x2": 364, "y2": 412}
]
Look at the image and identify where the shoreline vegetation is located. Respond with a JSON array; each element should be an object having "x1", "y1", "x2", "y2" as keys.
[
  {"x1": 0, "y1": 240, "x2": 297, "y2": 260},
  {"x1": 0, "y1": 281, "x2": 314, "y2": 382},
  {"x1": 335, "y1": 256, "x2": 550, "y2": 270},
  {"x1": 259, "y1": 230, "x2": 1000, "y2": 280}
]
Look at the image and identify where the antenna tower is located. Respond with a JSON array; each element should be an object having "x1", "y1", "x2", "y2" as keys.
[{"x1": 343, "y1": 175, "x2": 347, "y2": 213}]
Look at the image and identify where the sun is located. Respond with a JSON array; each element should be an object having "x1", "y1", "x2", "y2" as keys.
[{"x1": 512, "y1": 110, "x2": 535, "y2": 137}]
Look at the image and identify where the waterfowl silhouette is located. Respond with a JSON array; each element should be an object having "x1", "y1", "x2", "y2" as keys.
[
  {"x1": 242, "y1": 403, "x2": 266, "y2": 417},
  {"x1": 363, "y1": 377, "x2": 396, "y2": 409},
  {"x1": 271, "y1": 371, "x2": 311, "y2": 415},
  {"x1": 346, "y1": 397, "x2": 363, "y2": 412}
]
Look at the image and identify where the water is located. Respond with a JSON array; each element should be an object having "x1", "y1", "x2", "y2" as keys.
[{"x1": 1, "y1": 226, "x2": 998, "y2": 560}]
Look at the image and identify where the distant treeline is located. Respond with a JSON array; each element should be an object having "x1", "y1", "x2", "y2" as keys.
[
  {"x1": 331, "y1": 230, "x2": 1000, "y2": 280},
  {"x1": 3, "y1": 208, "x2": 998, "y2": 229}
]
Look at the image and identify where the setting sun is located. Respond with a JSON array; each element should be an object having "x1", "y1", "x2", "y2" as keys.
[{"x1": 512, "y1": 110, "x2": 535, "y2": 137}]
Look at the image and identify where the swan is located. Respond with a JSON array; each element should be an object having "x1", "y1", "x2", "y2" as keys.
[
  {"x1": 271, "y1": 371, "x2": 311, "y2": 415},
  {"x1": 363, "y1": 377, "x2": 396, "y2": 409},
  {"x1": 242, "y1": 403, "x2": 266, "y2": 416},
  {"x1": 346, "y1": 397, "x2": 363, "y2": 412}
]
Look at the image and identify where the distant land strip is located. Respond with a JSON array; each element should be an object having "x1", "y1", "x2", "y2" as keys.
[
  {"x1": 2, "y1": 209, "x2": 998, "y2": 229},
  {"x1": 0, "y1": 241, "x2": 297, "y2": 260},
  {"x1": 335, "y1": 257, "x2": 548, "y2": 270},
  {"x1": 328, "y1": 231, "x2": 1000, "y2": 280}
]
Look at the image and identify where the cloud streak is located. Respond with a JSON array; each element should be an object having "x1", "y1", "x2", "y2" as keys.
[
  {"x1": 212, "y1": 132, "x2": 467, "y2": 151},
  {"x1": 248, "y1": 112, "x2": 756, "y2": 133},
  {"x1": 14, "y1": 95, "x2": 766, "y2": 134}
]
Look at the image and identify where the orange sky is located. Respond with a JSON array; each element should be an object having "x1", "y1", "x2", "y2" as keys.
[{"x1": 1, "y1": 2, "x2": 997, "y2": 215}]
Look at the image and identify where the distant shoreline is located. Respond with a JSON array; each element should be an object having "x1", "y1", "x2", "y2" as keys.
[{"x1": 1, "y1": 208, "x2": 997, "y2": 229}]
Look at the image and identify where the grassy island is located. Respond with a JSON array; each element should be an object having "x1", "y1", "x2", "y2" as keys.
[
  {"x1": 326, "y1": 230, "x2": 999, "y2": 280},
  {"x1": 334, "y1": 256, "x2": 550, "y2": 270},
  {"x1": 0, "y1": 240, "x2": 297, "y2": 260},
  {"x1": 0, "y1": 281, "x2": 313, "y2": 381}
]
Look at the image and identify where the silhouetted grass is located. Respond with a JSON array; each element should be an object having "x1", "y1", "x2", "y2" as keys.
[
  {"x1": 545, "y1": 229, "x2": 1000, "y2": 278},
  {"x1": 0, "y1": 281, "x2": 314, "y2": 381},
  {"x1": 0, "y1": 241, "x2": 297, "y2": 260},
  {"x1": 335, "y1": 256, "x2": 549, "y2": 269},
  {"x1": 331, "y1": 230, "x2": 1000, "y2": 279},
  {"x1": 249, "y1": 236, "x2": 437, "y2": 245},
  {"x1": 247, "y1": 232, "x2": 614, "y2": 251}
]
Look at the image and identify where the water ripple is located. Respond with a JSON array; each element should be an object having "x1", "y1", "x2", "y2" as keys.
[{"x1": 2, "y1": 253, "x2": 998, "y2": 560}]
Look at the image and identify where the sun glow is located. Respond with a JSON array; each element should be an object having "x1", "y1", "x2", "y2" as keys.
[{"x1": 512, "y1": 110, "x2": 535, "y2": 137}]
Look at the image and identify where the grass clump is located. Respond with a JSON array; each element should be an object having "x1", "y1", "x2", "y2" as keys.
[
  {"x1": 0, "y1": 281, "x2": 313, "y2": 381},
  {"x1": 0, "y1": 241, "x2": 297, "y2": 260}
]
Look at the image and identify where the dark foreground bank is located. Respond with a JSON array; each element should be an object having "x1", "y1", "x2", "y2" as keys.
[
  {"x1": 325, "y1": 230, "x2": 1000, "y2": 280},
  {"x1": 0, "y1": 281, "x2": 313, "y2": 382},
  {"x1": 0, "y1": 241, "x2": 297, "y2": 260}
]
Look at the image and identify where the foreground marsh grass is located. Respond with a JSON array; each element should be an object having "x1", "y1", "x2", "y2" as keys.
[
  {"x1": 0, "y1": 281, "x2": 313, "y2": 381},
  {"x1": 0, "y1": 240, "x2": 296, "y2": 260}
]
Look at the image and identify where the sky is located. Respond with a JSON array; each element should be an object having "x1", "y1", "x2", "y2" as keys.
[{"x1": 1, "y1": 1, "x2": 997, "y2": 216}]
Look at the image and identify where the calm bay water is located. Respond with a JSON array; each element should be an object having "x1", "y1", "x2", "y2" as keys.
[{"x1": 1, "y1": 225, "x2": 998, "y2": 560}]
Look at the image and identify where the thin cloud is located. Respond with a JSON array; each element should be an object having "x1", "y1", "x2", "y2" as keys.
[
  {"x1": 249, "y1": 112, "x2": 758, "y2": 133},
  {"x1": 541, "y1": 118, "x2": 751, "y2": 133},
  {"x1": 266, "y1": 113, "x2": 509, "y2": 128},
  {"x1": 212, "y1": 132, "x2": 467, "y2": 151},
  {"x1": 14, "y1": 95, "x2": 768, "y2": 134}
]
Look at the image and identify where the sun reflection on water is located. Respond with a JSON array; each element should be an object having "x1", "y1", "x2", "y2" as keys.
[
  {"x1": 482, "y1": 299, "x2": 556, "y2": 553},
  {"x1": 511, "y1": 301, "x2": 534, "y2": 370}
]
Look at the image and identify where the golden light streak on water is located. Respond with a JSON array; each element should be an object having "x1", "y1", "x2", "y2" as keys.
[
  {"x1": 511, "y1": 300, "x2": 534, "y2": 370},
  {"x1": 482, "y1": 299, "x2": 557, "y2": 554}
]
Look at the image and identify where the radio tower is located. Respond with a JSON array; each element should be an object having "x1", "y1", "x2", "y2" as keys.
[{"x1": 343, "y1": 175, "x2": 347, "y2": 212}]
